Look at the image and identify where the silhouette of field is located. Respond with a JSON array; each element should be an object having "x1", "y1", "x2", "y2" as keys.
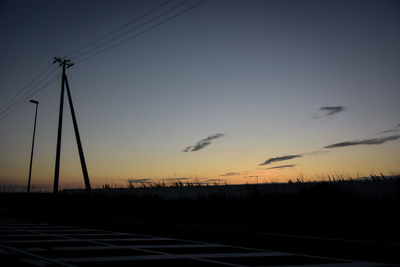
[{"x1": 1, "y1": 177, "x2": 399, "y2": 265}]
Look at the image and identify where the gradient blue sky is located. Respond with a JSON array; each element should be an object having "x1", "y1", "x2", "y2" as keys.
[{"x1": 1, "y1": 0, "x2": 399, "y2": 189}]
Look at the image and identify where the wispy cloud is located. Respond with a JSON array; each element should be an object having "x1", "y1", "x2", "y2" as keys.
[
  {"x1": 220, "y1": 172, "x2": 241, "y2": 177},
  {"x1": 313, "y1": 106, "x2": 345, "y2": 119},
  {"x1": 259, "y1": 154, "x2": 302, "y2": 166},
  {"x1": 266, "y1": 164, "x2": 296, "y2": 170},
  {"x1": 258, "y1": 150, "x2": 330, "y2": 167},
  {"x1": 183, "y1": 133, "x2": 225, "y2": 152},
  {"x1": 163, "y1": 177, "x2": 191, "y2": 181},
  {"x1": 320, "y1": 106, "x2": 345, "y2": 116},
  {"x1": 203, "y1": 178, "x2": 225, "y2": 183},
  {"x1": 375, "y1": 123, "x2": 400, "y2": 135},
  {"x1": 376, "y1": 129, "x2": 399, "y2": 134},
  {"x1": 128, "y1": 178, "x2": 152, "y2": 183},
  {"x1": 324, "y1": 135, "x2": 400, "y2": 149}
]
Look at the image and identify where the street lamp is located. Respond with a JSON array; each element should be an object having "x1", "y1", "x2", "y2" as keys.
[{"x1": 27, "y1": 100, "x2": 39, "y2": 193}]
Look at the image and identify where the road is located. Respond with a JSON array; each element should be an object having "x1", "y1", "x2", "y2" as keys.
[{"x1": 0, "y1": 218, "x2": 394, "y2": 267}]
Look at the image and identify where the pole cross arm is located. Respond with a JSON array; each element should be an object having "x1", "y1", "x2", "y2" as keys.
[{"x1": 53, "y1": 57, "x2": 74, "y2": 68}]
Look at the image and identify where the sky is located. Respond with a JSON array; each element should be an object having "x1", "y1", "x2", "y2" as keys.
[{"x1": 0, "y1": 0, "x2": 399, "y2": 190}]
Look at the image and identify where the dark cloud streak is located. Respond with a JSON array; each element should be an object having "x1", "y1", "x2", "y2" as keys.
[
  {"x1": 376, "y1": 129, "x2": 399, "y2": 135},
  {"x1": 267, "y1": 164, "x2": 296, "y2": 170},
  {"x1": 220, "y1": 172, "x2": 241, "y2": 176},
  {"x1": 183, "y1": 133, "x2": 225, "y2": 152},
  {"x1": 375, "y1": 124, "x2": 400, "y2": 135},
  {"x1": 313, "y1": 106, "x2": 345, "y2": 119},
  {"x1": 259, "y1": 154, "x2": 302, "y2": 166},
  {"x1": 204, "y1": 178, "x2": 225, "y2": 182},
  {"x1": 320, "y1": 106, "x2": 344, "y2": 116},
  {"x1": 324, "y1": 135, "x2": 400, "y2": 149},
  {"x1": 128, "y1": 178, "x2": 152, "y2": 183}
]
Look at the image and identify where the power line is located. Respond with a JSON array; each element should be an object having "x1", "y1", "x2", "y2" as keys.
[
  {"x1": 25, "y1": 75, "x2": 61, "y2": 102},
  {"x1": 0, "y1": 63, "x2": 54, "y2": 113},
  {"x1": 0, "y1": 67, "x2": 59, "y2": 119},
  {"x1": 0, "y1": 1, "x2": 177, "y2": 122},
  {"x1": 0, "y1": 0, "x2": 207, "y2": 122},
  {"x1": 71, "y1": 0, "x2": 191, "y2": 61},
  {"x1": 0, "y1": 74, "x2": 60, "y2": 122},
  {"x1": 63, "y1": 0, "x2": 174, "y2": 59},
  {"x1": 75, "y1": 0, "x2": 207, "y2": 64},
  {"x1": 0, "y1": 73, "x2": 60, "y2": 121}
]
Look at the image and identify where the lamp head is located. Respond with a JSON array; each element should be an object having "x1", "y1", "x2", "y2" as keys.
[{"x1": 29, "y1": 100, "x2": 39, "y2": 104}]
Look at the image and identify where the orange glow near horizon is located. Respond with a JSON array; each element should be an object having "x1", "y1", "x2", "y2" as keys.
[{"x1": 1, "y1": 0, "x2": 400, "y2": 192}]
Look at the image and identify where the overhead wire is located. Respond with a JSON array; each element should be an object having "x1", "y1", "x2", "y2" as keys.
[
  {"x1": 0, "y1": 63, "x2": 54, "y2": 113},
  {"x1": 0, "y1": 0, "x2": 207, "y2": 122},
  {"x1": 0, "y1": 74, "x2": 61, "y2": 122},
  {"x1": 75, "y1": 0, "x2": 207, "y2": 64},
  {"x1": 0, "y1": 67, "x2": 59, "y2": 119},
  {"x1": 0, "y1": 68, "x2": 60, "y2": 118},
  {"x1": 0, "y1": 1, "x2": 178, "y2": 121},
  {"x1": 0, "y1": 1, "x2": 172, "y2": 121},
  {"x1": 71, "y1": 0, "x2": 191, "y2": 61},
  {"x1": 62, "y1": 0, "x2": 174, "y2": 59}
]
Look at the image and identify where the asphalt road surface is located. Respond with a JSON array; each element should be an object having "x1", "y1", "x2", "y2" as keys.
[{"x1": 0, "y1": 218, "x2": 395, "y2": 266}]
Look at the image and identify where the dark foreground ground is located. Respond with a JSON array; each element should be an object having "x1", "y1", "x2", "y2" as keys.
[
  {"x1": 1, "y1": 179, "x2": 400, "y2": 266},
  {"x1": 0, "y1": 217, "x2": 394, "y2": 267}
]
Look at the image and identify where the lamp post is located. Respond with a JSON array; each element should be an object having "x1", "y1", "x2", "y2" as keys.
[{"x1": 27, "y1": 100, "x2": 39, "y2": 193}]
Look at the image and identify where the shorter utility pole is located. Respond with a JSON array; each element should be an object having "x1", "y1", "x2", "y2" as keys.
[{"x1": 27, "y1": 100, "x2": 39, "y2": 193}]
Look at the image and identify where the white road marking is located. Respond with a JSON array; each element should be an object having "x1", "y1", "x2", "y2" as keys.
[
  {"x1": 56, "y1": 252, "x2": 287, "y2": 262},
  {"x1": 3, "y1": 239, "x2": 74, "y2": 243},
  {"x1": 2, "y1": 237, "x2": 170, "y2": 243},
  {"x1": 0, "y1": 243, "x2": 74, "y2": 267},
  {"x1": 0, "y1": 230, "x2": 31, "y2": 232},
  {"x1": 266, "y1": 264, "x2": 387, "y2": 267},
  {"x1": 253, "y1": 231, "x2": 400, "y2": 246},
  {"x1": 34, "y1": 229, "x2": 103, "y2": 233},
  {"x1": 62, "y1": 233, "x2": 134, "y2": 236},
  {"x1": 1, "y1": 217, "x2": 396, "y2": 267},
  {"x1": 52, "y1": 243, "x2": 227, "y2": 250},
  {"x1": 1, "y1": 234, "x2": 56, "y2": 237},
  {"x1": 25, "y1": 248, "x2": 49, "y2": 252},
  {"x1": 21, "y1": 259, "x2": 54, "y2": 266}
]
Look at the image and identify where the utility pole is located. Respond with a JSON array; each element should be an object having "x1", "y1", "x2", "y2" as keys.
[
  {"x1": 27, "y1": 100, "x2": 39, "y2": 193},
  {"x1": 53, "y1": 58, "x2": 68, "y2": 194},
  {"x1": 53, "y1": 57, "x2": 91, "y2": 195},
  {"x1": 64, "y1": 76, "x2": 92, "y2": 194}
]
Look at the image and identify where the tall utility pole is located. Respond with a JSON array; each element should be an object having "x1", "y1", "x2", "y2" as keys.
[
  {"x1": 53, "y1": 58, "x2": 67, "y2": 194},
  {"x1": 27, "y1": 100, "x2": 39, "y2": 193},
  {"x1": 53, "y1": 57, "x2": 92, "y2": 195}
]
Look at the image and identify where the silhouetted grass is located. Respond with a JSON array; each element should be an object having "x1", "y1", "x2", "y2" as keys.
[{"x1": 1, "y1": 176, "x2": 399, "y2": 242}]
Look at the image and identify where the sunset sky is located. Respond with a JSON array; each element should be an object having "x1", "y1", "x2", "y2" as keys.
[{"x1": 1, "y1": 0, "x2": 399, "y2": 190}]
